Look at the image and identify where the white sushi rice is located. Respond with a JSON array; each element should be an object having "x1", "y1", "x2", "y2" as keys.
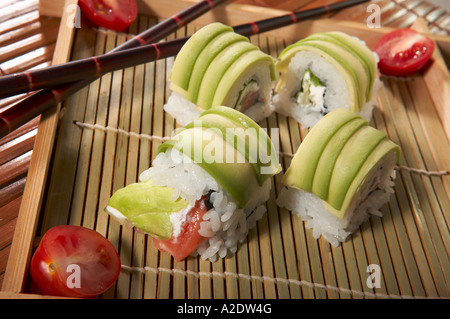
[
  {"x1": 276, "y1": 151, "x2": 397, "y2": 247},
  {"x1": 139, "y1": 148, "x2": 271, "y2": 262},
  {"x1": 273, "y1": 50, "x2": 382, "y2": 129},
  {"x1": 164, "y1": 92, "x2": 203, "y2": 127}
]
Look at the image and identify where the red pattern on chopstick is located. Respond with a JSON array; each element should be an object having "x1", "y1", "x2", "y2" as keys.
[
  {"x1": 111, "y1": 0, "x2": 226, "y2": 53},
  {"x1": 0, "y1": 0, "x2": 369, "y2": 138},
  {"x1": 0, "y1": 0, "x2": 226, "y2": 137}
]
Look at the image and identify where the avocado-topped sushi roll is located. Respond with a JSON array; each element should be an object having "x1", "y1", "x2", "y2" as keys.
[
  {"x1": 276, "y1": 109, "x2": 400, "y2": 246},
  {"x1": 106, "y1": 106, "x2": 281, "y2": 262},
  {"x1": 165, "y1": 22, "x2": 277, "y2": 125},
  {"x1": 273, "y1": 31, "x2": 380, "y2": 129}
]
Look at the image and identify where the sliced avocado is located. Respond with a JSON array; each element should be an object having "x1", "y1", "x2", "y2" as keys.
[
  {"x1": 187, "y1": 31, "x2": 249, "y2": 103},
  {"x1": 196, "y1": 41, "x2": 259, "y2": 109},
  {"x1": 212, "y1": 50, "x2": 276, "y2": 108},
  {"x1": 311, "y1": 117, "x2": 368, "y2": 201},
  {"x1": 275, "y1": 44, "x2": 359, "y2": 112},
  {"x1": 158, "y1": 126, "x2": 261, "y2": 208},
  {"x1": 282, "y1": 109, "x2": 361, "y2": 192},
  {"x1": 106, "y1": 180, "x2": 189, "y2": 240},
  {"x1": 184, "y1": 113, "x2": 262, "y2": 182},
  {"x1": 170, "y1": 22, "x2": 232, "y2": 96},
  {"x1": 327, "y1": 31, "x2": 378, "y2": 100},
  {"x1": 201, "y1": 106, "x2": 281, "y2": 178},
  {"x1": 327, "y1": 124, "x2": 387, "y2": 211},
  {"x1": 322, "y1": 138, "x2": 400, "y2": 219},
  {"x1": 313, "y1": 31, "x2": 377, "y2": 102},
  {"x1": 186, "y1": 112, "x2": 278, "y2": 186}
]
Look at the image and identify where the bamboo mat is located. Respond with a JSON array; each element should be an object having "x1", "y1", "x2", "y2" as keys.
[
  {"x1": 1, "y1": 0, "x2": 449, "y2": 297},
  {"x1": 24, "y1": 14, "x2": 449, "y2": 299}
]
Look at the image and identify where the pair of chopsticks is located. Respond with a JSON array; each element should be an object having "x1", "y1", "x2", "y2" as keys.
[{"x1": 0, "y1": 0, "x2": 369, "y2": 138}]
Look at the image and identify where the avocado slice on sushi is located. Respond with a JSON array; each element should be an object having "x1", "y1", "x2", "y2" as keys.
[
  {"x1": 195, "y1": 41, "x2": 259, "y2": 109},
  {"x1": 186, "y1": 31, "x2": 250, "y2": 103},
  {"x1": 326, "y1": 31, "x2": 378, "y2": 100},
  {"x1": 282, "y1": 109, "x2": 360, "y2": 192},
  {"x1": 311, "y1": 117, "x2": 368, "y2": 201},
  {"x1": 106, "y1": 180, "x2": 189, "y2": 240},
  {"x1": 212, "y1": 49, "x2": 276, "y2": 109},
  {"x1": 169, "y1": 22, "x2": 232, "y2": 95},
  {"x1": 158, "y1": 126, "x2": 261, "y2": 208},
  {"x1": 326, "y1": 124, "x2": 388, "y2": 212},
  {"x1": 201, "y1": 106, "x2": 279, "y2": 176},
  {"x1": 190, "y1": 108, "x2": 281, "y2": 186},
  {"x1": 323, "y1": 138, "x2": 400, "y2": 219}
]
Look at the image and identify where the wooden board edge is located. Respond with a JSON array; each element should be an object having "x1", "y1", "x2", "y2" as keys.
[
  {"x1": 415, "y1": 20, "x2": 450, "y2": 142},
  {"x1": 0, "y1": 291, "x2": 73, "y2": 299},
  {"x1": 1, "y1": 0, "x2": 79, "y2": 294}
]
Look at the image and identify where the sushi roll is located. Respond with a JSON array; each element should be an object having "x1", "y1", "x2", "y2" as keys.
[
  {"x1": 273, "y1": 31, "x2": 381, "y2": 129},
  {"x1": 276, "y1": 109, "x2": 400, "y2": 246},
  {"x1": 106, "y1": 106, "x2": 281, "y2": 262},
  {"x1": 164, "y1": 22, "x2": 277, "y2": 125}
]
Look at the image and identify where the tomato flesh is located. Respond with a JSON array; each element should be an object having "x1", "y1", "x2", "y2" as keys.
[
  {"x1": 153, "y1": 198, "x2": 208, "y2": 261},
  {"x1": 374, "y1": 28, "x2": 435, "y2": 76},
  {"x1": 79, "y1": 0, "x2": 137, "y2": 32},
  {"x1": 30, "y1": 225, "x2": 121, "y2": 298}
]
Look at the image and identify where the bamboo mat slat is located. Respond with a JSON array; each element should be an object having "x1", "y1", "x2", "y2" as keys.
[
  {"x1": 0, "y1": 0, "x2": 60, "y2": 289},
  {"x1": 1, "y1": 0, "x2": 450, "y2": 298}
]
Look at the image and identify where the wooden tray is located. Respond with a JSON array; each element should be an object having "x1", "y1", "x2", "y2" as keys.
[{"x1": 2, "y1": 0, "x2": 449, "y2": 299}]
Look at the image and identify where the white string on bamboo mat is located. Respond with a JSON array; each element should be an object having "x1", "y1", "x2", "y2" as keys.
[
  {"x1": 74, "y1": 121, "x2": 449, "y2": 177},
  {"x1": 120, "y1": 264, "x2": 445, "y2": 299},
  {"x1": 73, "y1": 121, "x2": 170, "y2": 142}
]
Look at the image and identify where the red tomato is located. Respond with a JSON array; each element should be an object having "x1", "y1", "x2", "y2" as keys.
[
  {"x1": 153, "y1": 198, "x2": 208, "y2": 261},
  {"x1": 374, "y1": 28, "x2": 435, "y2": 76},
  {"x1": 79, "y1": 0, "x2": 137, "y2": 32},
  {"x1": 30, "y1": 225, "x2": 121, "y2": 298}
]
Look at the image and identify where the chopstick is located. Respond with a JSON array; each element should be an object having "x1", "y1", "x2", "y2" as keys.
[
  {"x1": 0, "y1": 0, "x2": 227, "y2": 138},
  {"x1": 0, "y1": 0, "x2": 369, "y2": 138},
  {"x1": 0, "y1": 39, "x2": 188, "y2": 99},
  {"x1": 0, "y1": 0, "x2": 370, "y2": 99}
]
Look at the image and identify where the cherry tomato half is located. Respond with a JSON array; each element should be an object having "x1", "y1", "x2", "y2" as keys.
[
  {"x1": 374, "y1": 28, "x2": 435, "y2": 76},
  {"x1": 30, "y1": 225, "x2": 121, "y2": 298},
  {"x1": 79, "y1": 0, "x2": 137, "y2": 32}
]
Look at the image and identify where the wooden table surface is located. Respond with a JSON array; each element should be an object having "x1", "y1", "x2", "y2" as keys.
[{"x1": 0, "y1": 0, "x2": 449, "y2": 290}]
